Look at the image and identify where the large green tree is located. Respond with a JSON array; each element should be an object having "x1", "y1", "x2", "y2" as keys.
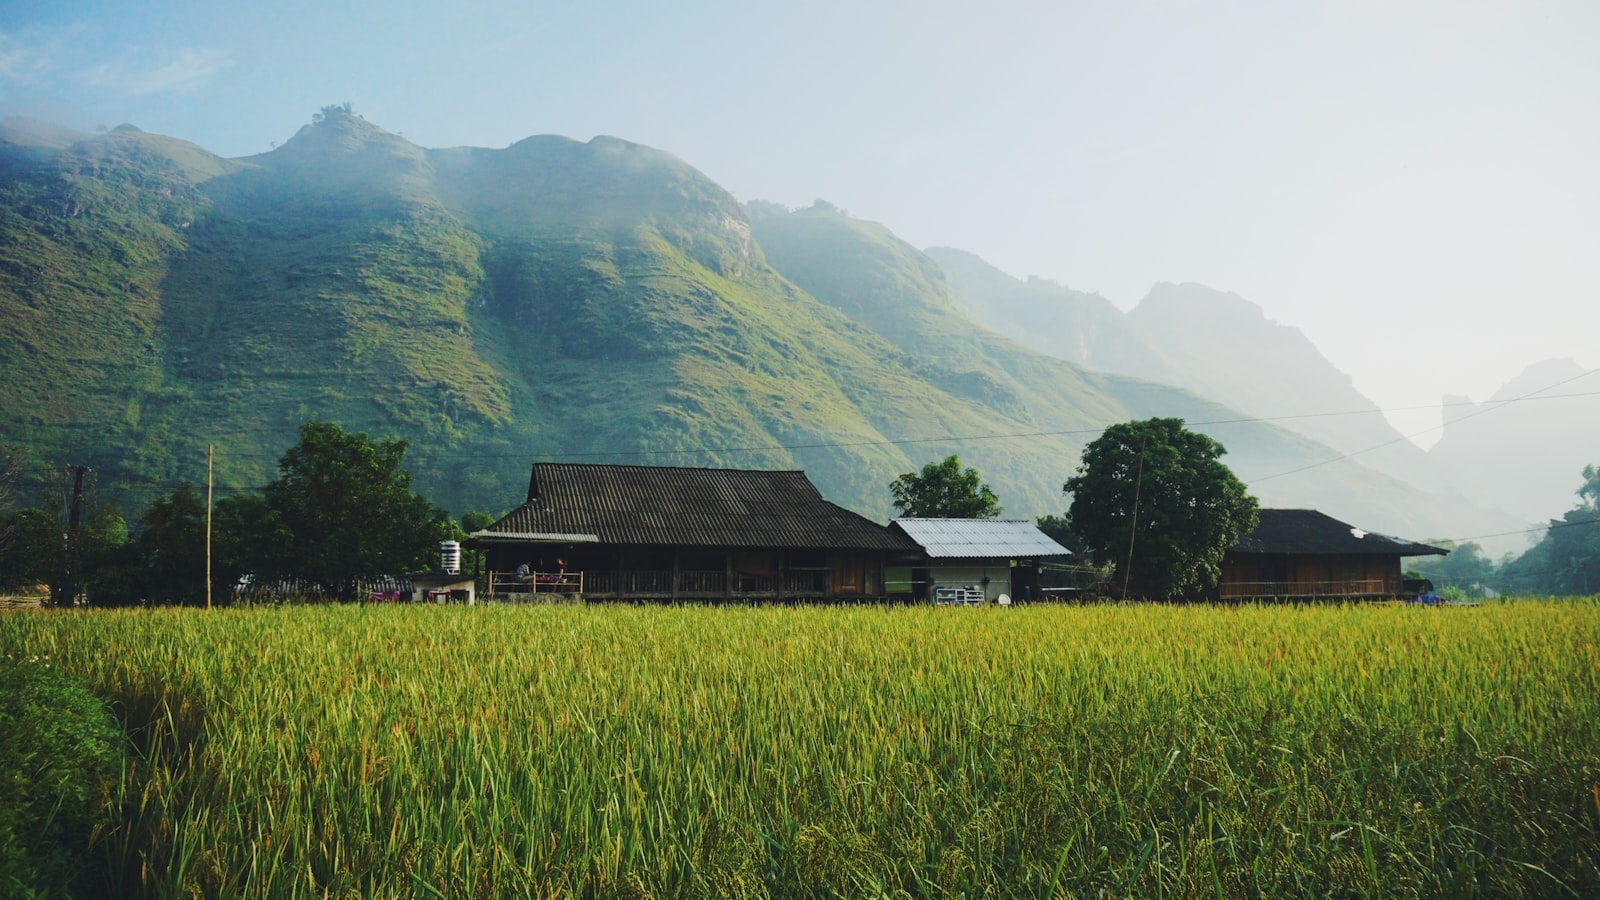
[
  {"x1": 0, "y1": 464, "x2": 129, "y2": 605},
  {"x1": 256, "y1": 422, "x2": 452, "y2": 600},
  {"x1": 1501, "y1": 464, "x2": 1600, "y2": 596},
  {"x1": 0, "y1": 508, "x2": 61, "y2": 593},
  {"x1": 1065, "y1": 418, "x2": 1257, "y2": 599},
  {"x1": 890, "y1": 455, "x2": 1002, "y2": 519},
  {"x1": 126, "y1": 484, "x2": 210, "y2": 606},
  {"x1": 1407, "y1": 540, "x2": 1497, "y2": 597}
]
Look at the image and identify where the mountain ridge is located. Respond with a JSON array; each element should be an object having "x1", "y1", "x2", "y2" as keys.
[{"x1": 0, "y1": 112, "x2": 1525, "y2": 549}]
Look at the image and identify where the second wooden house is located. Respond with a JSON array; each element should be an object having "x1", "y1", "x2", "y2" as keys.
[{"x1": 1220, "y1": 508, "x2": 1448, "y2": 600}]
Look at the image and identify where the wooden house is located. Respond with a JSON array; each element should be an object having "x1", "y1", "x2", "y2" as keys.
[
  {"x1": 465, "y1": 463, "x2": 920, "y2": 602},
  {"x1": 1220, "y1": 509, "x2": 1448, "y2": 600},
  {"x1": 887, "y1": 518, "x2": 1072, "y2": 604}
]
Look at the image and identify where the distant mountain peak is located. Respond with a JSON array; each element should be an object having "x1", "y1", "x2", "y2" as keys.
[
  {"x1": 265, "y1": 104, "x2": 414, "y2": 162},
  {"x1": 1491, "y1": 358, "x2": 1589, "y2": 401},
  {"x1": 1133, "y1": 282, "x2": 1270, "y2": 323}
]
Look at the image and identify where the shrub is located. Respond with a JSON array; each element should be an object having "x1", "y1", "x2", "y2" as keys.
[{"x1": 0, "y1": 658, "x2": 123, "y2": 898}]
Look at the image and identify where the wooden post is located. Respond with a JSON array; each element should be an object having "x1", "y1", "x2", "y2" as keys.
[
  {"x1": 205, "y1": 444, "x2": 213, "y2": 609},
  {"x1": 1122, "y1": 438, "x2": 1146, "y2": 600},
  {"x1": 62, "y1": 465, "x2": 87, "y2": 608}
]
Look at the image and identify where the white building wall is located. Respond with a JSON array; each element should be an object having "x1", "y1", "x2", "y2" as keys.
[{"x1": 928, "y1": 560, "x2": 1012, "y2": 602}]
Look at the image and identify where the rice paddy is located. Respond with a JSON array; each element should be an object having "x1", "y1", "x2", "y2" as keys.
[{"x1": 3, "y1": 600, "x2": 1598, "y2": 897}]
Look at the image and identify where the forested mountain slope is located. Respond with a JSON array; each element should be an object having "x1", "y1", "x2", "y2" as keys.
[
  {"x1": 0, "y1": 110, "x2": 1523, "y2": 543},
  {"x1": 752, "y1": 202, "x2": 1522, "y2": 543},
  {"x1": 926, "y1": 248, "x2": 1452, "y2": 493}
]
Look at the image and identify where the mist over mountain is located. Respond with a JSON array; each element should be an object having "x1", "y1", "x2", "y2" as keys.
[
  {"x1": 928, "y1": 250, "x2": 1456, "y2": 492},
  {"x1": 929, "y1": 245, "x2": 1600, "y2": 545},
  {"x1": 925, "y1": 247, "x2": 1178, "y2": 381},
  {"x1": 0, "y1": 111, "x2": 1524, "y2": 548},
  {"x1": 749, "y1": 202, "x2": 1519, "y2": 546},
  {"x1": 1429, "y1": 359, "x2": 1600, "y2": 522}
]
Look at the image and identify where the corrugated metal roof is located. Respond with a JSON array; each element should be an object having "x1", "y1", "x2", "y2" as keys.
[
  {"x1": 890, "y1": 518, "x2": 1072, "y2": 559},
  {"x1": 467, "y1": 532, "x2": 600, "y2": 543},
  {"x1": 1233, "y1": 509, "x2": 1448, "y2": 557},
  {"x1": 478, "y1": 463, "x2": 919, "y2": 551}
]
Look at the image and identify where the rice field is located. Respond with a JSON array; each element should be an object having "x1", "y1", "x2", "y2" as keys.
[{"x1": 3, "y1": 600, "x2": 1599, "y2": 897}]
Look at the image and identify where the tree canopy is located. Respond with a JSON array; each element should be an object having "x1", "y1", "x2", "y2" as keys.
[
  {"x1": 1065, "y1": 418, "x2": 1257, "y2": 599},
  {"x1": 253, "y1": 422, "x2": 451, "y2": 600},
  {"x1": 0, "y1": 466, "x2": 128, "y2": 605},
  {"x1": 1499, "y1": 463, "x2": 1600, "y2": 596},
  {"x1": 1406, "y1": 540, "x2": 1497, "y2": 597},
  {"x1": 1034, "y1": 513, "x2": 1081, "y2": 556},
  {"x1": 890, "y1": 455, "x2": 1002, "y2": 519},
  {"x1": 119, "y1": 484, "x2": 225, "y2": 606}
]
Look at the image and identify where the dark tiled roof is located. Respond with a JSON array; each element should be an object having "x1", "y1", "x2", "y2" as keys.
[
  {"x1": 1232, "y1": 509, "x2": 1448, "y2": 557},
  {"x1": 478, "y1": 463, "x2": 919, "y2": 551}
]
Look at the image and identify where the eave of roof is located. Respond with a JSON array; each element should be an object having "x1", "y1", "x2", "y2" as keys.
[
  {"x1": 1231, "y1": 508, "x2": 1449, "y2": 557},
  {"x1": 466, "y1": 531, "x2": 600, "y2": 543}
]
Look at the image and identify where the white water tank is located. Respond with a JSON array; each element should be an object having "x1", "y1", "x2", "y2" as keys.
[{"x1": 440, "y1": 541, "x2": 461, "y2": 575}]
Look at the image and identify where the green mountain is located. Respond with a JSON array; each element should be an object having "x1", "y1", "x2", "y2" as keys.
[
  {"x1": 0, "y1": 110, "x2": 1522, "y2": 546},
  {"x1": 750, "y1": 201, "x2": 1524, "y2": 545},
  {"x1": 1, "y1": 111, "x2": 1057, "y2": 517},
  {"x1": 923, "y1": 246, "x2": 1177, "y2": 383},
  {"x1": 926, "y1": 249, "x2": 1477, "y2": 499}
]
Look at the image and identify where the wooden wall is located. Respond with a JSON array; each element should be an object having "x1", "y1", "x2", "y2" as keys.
[{"x1": 1219, "y1": 553, "x2": 1405, "y2": 599}]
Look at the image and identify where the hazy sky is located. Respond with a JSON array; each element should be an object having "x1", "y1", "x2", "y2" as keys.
[{"x1": 4, "y1": 1, "x2": 1596, "y2": 444}]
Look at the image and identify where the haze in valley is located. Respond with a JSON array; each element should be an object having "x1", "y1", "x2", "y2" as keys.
[{"x1": 4, "y1": 0, "x2": 1597, "y2": 528}]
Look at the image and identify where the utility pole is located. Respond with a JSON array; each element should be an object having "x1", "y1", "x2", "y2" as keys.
[
  {"x1": 63, "y1": 464, "x2": 88, "y2": 608},
  {"x1": 1121, "y1": 438, "x2": 1146, "y2": 602},
  {"x1": 206, "y1": 444, "x2": 214, "y2": 609}
]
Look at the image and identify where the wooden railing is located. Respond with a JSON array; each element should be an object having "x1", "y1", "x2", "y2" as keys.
[
  {"x1": 783, "y1": 570, "x2": 829, "y2": 595},
  {"x1": 487, "y1": 570, "x2": 584, "y2": 596},
  {"x1": 1219, "y1": 578, "x2": 1398, "y2": 600},
  {"x1": 496, "y1": 568, "x2": 838, "y2": 600}
]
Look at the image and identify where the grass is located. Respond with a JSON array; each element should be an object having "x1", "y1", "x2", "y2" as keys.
[{"x1": 2, "y1": 600, "x2": 1597, "y2": 897}]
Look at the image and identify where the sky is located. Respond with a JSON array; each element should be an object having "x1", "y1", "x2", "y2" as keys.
[{"x1": 3, "y1": 0, "x2": 1596, "y2": 446}]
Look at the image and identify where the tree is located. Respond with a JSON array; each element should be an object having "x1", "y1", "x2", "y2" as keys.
[
  {"x1": 127, "y1": 484, "x2": 208, "y2": 605},
  {"x1": 1065, "y1": 418, "x2": 1257, "y2": 599},
  {"x1": 1034, "y1": 513, "x2": 1081, "y2": 555},
  {"x1": 258, "y1": 422, "x2": 451, "y2": 600},
  {"x1": 311, "y1": 102, "x2": 355, "y2": 125},
  {"x1": 0, "y1": 508, "x2": 61, "y2": 593},
  {"x1": 0, "y1": 449, "x2": 18, "y2": 554},
  {"x1": 890, "y1": 455, "x2": 1001, "y2": 519},
  {"x1": 1501, "y1": 463, "x2": 1600, "y2": 596},
  {"x1": 1407, "y1": 540, "x2": 1496, "y2": 596},
  {"x1": 0, "y1": 465, "x2": 128, "y2": 605}
]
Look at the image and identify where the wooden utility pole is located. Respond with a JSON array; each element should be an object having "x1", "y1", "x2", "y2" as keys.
[
  {"x1": 206, "y1": 444, "x2": 214, "y2": 609},
  {"x1": 63, "y1": 464, "x2": 88, "y2": 608},
  {"x1": 1121, "y1": 439, "x2": 1146, "y2": 601}
]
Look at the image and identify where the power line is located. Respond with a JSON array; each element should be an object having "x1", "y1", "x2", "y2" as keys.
[
  {"x1": 1419, "y1": 514, "x2": 1600, "y2": 547},
  {"x1": 12, "y1": 371, "x2": 1598, "y2": 550},
  {"x1": 1248, "y1": 367, "x2": 1600, "y2": 486},
  {"x1": 174, "y1": 385, "x2": 1600, "y2": 464},
  {"x1": 22, "y1": 380, "x2": 1600, "y2": 471},
  {"x1": 22, "y1": 381, "x2": 1600, "y2": 495}
]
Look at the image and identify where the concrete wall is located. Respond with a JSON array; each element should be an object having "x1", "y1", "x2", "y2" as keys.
[{"x1": 927, "y1": 560, "x2": 1013, "y2": 602}]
